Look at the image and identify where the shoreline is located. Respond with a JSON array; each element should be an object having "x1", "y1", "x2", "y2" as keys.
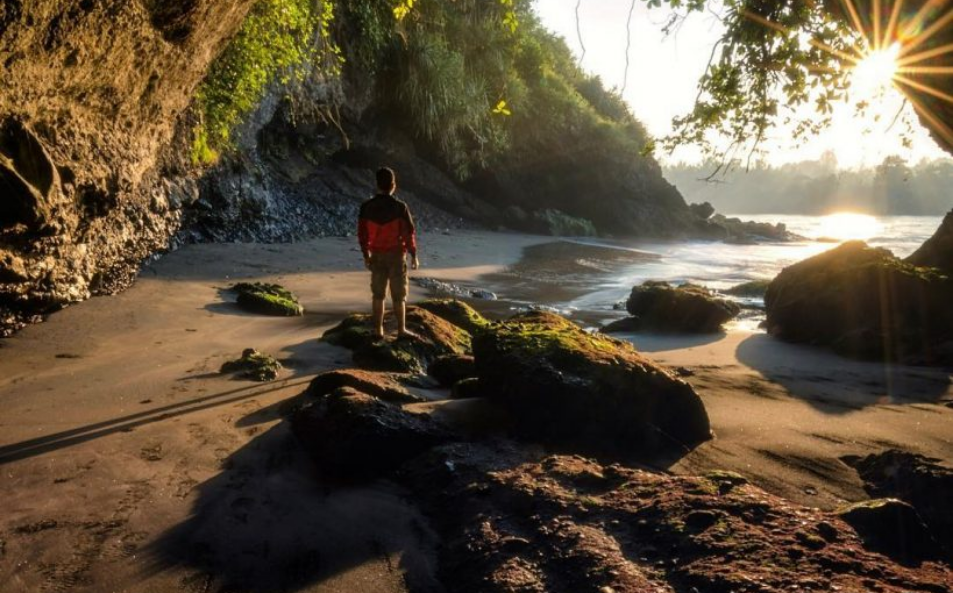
[{"x1": 0, "y1": 229, "x2": 951, "y2": 591}]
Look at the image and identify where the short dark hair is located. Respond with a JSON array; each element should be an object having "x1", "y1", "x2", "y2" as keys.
[{"x1": 376, "y1": 167, "x2": 396, "y2": 193}]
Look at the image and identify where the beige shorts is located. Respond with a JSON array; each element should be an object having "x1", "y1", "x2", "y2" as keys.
[{"x1": 369, "y1": 251, "x2": 408, "y2": 300}]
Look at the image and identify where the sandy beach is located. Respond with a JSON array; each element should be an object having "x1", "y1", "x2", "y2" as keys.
[{"x1": 1, "y1": 230, "x2": 951, "y2": 592}]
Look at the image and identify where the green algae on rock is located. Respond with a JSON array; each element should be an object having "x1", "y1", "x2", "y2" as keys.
[
  {"x1": 220, "y1": 348, "x2": 281, "y2": 381},
  {"x1": 323, "y1": 307, "x2": 472, "y2": 373},
  {"x1": 416, "y1": 299, "x2": 491, "y2": 335},
  {"x1": 473, "y1": 310, "x2": 711, "y2": 459},
  {"x1": 231, "y1": 282, "x2": 304, "y2": 316}
]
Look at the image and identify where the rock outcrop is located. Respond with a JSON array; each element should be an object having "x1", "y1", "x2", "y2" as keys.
[
  {"x1": 605, "y1": 280, "x2": 740, "y2": 333},
  {"x1": 473, "y1": 310, "x2": 712, "y2": 458},
  {"x1": 845, "y1": 449, "x2": 953, "y2": 559},
  {"x1": 0, "y1": 0, "x2": 257, "y2": 334},
  {"x1": 765, "y1": 240, "x2": 953, "y2": 363},
  {"x1": 290, "y1": 386, "x2": 453, "y2": 481},
  {"x1": 836, "y1": 499, "x2": 939, "y2": 564},
  {"x1": 907, "y1": 209, "x2": 953, "y2": 273},
  {"x1": 322, "y1": 307, "x2": 472, "y2": 373},
  {"x1": 398, "y1": 443, "x2": 953, "y2": 592}
]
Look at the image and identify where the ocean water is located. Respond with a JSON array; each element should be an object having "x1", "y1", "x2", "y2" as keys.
[{"x1": 565, "y1": 214, "x2": 945, "y2": 329}]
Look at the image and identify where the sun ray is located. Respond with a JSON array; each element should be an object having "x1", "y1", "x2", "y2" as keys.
[
  {"x1": 898, "y1": 0, "x2": 948, "y2": 42},
  {"x1": 897, "y1": 41, "x2": 953, "y2": 66},
  {"x1": 841, "y1": 0, "x2": 872, "y2": 50},
  {"x1": 883, "y1": 0, "x2": 905, "y2": 47},
  {"x1": 902, "y1": 89, "x2": 953, "y2": 146},
  {"x1": 897, "y1": 64, "x2": 953, "y2": 73},
  {"x1": 898, "y1": 0, "x2": 953, "y2": 55},
  {"x1": 897, "y1": 7, "x2": 953, "y2": 58},
  {"x1": 894, "y1": 73, "x2": 953, "y2": 104},
  {"x1": 874, "y1": 0, "x2": 882, "y2": 49},
  {"x1": 741, "y1": 10, "x2": 862, "y2": 63}
]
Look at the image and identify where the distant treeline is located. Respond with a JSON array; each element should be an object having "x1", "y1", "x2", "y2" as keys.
[{"x1": 665, "y1": 153, "x2": 953, "y2": 215}]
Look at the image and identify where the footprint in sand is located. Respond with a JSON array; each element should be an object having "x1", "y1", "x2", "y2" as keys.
[{"x1": 139, "y1": 443, "x2": 164, "y2": 462}]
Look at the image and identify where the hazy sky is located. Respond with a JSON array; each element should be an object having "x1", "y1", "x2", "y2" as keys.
[{"x1": 532, "y1": 0, "x2": 950, "y2": 169}]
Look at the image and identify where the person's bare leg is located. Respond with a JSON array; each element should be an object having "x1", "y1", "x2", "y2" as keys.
[
  {"x1": 372, "y1": 298, "x2": 385, "y2": 339},
  {"x1": 395, "y1": 298, "x2": 418, "y2": 338}
]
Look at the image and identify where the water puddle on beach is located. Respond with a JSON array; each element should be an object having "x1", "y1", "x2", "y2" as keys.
[{"x1": 480, "y1": 214, "x2": 943, "y2": 329}]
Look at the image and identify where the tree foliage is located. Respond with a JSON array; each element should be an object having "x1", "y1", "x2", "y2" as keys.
[{"x1": 191, "y1": 0, "x2": 343, "y2": 165}]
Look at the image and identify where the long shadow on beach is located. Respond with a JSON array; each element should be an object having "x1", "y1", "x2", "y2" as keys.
[
  {"x1": 144, "y1": 419, "x2": 441, "y2": 593},
  {"x1": 736, "y1": 333, "x2": 951, "y2": 414}
]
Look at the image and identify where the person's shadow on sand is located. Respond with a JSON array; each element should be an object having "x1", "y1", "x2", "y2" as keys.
[
  {"x1": 144, "y1": 419, "x2": 442, "y2": 593},
  {"x1": 736, "y1": 333, "x2": 951, "y2": 414}
]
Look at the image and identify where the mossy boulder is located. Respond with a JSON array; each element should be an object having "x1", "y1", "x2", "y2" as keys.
[
  {"x1": 231, "y1": 282, "x2": 303, "y2": 316},
  {"x1": 906, "y1": 209, "x2": 953, "y2": 273},
  {"x1": 724, "y1": 279, "x2": 770, "y2": 298},
  {"x1": 622, "y1": 281, "x2": 740, "y2": 333},
  {"x1": 323, "y1": 307, "x2": 472, "y2": 373},
  {"x1": 306, "y1": 369, "x2": 423, "y2": 404},
  {"x1": 764, "y1": 241, "x2": 953, "y2": 363},
  {"x1": 416, "y1": 299, "x2": 491, "y2": 335},
  {"x1": 290, "y1": 387, "x2": 455, "y2": 481},
  {"x1": 472, "y1": 310, "x2": 711, "y2": 458},
  {"x1": 837, "y1": 498, "x2": 939, "y2": 563},
  {"x1": 220, "y1": 348, "x2": 281, "y2": 381},
  {"x1": 428, "y1": 354, "x2": 477, "y2": 387}
]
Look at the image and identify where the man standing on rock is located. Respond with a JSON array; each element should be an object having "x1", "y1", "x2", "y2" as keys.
[{"x1": 358, "y1": 167, "x2": 420, "y2": 339}]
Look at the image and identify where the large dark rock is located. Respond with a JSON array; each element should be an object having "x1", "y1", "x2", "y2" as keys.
[
  {"x1": 837, "y1": 499, "x2": 939, "y2": 564},
  {"x1": 306, "y1": 368, "x2": 423, "y2": 404},
  {"x1": 845, "y1": 449, "x2": 953, "y2": 558},
  {"x1": 472, "y1": 310, "x2": 711, "y2": 458},
  {"x1": 290, "y1": 387, "x2": 454, "y2": 481},
  {"x1": 323, "y1": 307, "x2": 472, "y2": 373},
  {"x1": 428, "y1": 354, "x2": 477, "y2": 387},
  {"x1": 622, "y1": 281, "x2": 740, "y2": 333},
  {"x1": 907, "y1": 209, "x2": 953, "y2": 273},
  {"x1": 765, "y1": 241, "x2": 953, "y2": 363}
]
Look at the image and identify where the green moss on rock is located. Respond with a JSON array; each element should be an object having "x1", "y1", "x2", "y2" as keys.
[
  {"x1": 220, "y1": 348, "x2": 281, "y2": 381},
  {"x1": 724, "y1": 279, "x2": 771, "y2": 297},
  {"x1": 417, "y1": 299, "x2": 492, "y2": 335},
  {"x1": 231, "y1": 282, "x2": 304, "y2": 316},
  {"x1": 323, "y1": 307, "x2": 473, "y2": 373}
]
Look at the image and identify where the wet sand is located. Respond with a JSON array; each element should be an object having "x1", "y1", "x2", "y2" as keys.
[{"x1": 1, "y1": 231, "x2": 951, "y2": 592}]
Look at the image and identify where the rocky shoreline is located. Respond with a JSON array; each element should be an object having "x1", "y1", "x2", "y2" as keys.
[{"x1": 281, "y1": 300, "x2": 951, "y2": 590}]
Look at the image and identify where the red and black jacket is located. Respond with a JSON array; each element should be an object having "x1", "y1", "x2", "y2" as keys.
[{"x1": 358, "y1": 194, "x2": 417, "y2": 257}]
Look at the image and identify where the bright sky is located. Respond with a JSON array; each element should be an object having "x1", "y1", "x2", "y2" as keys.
[{"x1": 532, "y1": 0, "x2": 951, "y2": 169}]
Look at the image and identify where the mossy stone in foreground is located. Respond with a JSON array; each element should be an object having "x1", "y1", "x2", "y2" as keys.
[
  {"x1": 231, "y1": 282, "x2": 303, "y2": 316},
  {"x1": 472, "y1": 310, "x2": 711, "y2": 459},
  {"x1": 323, "y1": 307, "x2": 473, "y2": 373},
  {"x1": 220, "y1": 348, "x2": 281, "y2": 381}
]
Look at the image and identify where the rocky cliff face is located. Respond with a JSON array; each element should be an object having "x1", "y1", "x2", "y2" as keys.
[{"x1": 0, "y1": 0, "x2": 257, "y2": 333}]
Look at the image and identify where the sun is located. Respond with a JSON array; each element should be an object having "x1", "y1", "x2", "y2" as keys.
[
  {"x1": 816, "y1": 212, "x2": 882, "y2": 242},
  {"x1": 851, "y1": 41, "x2": 901, "y2": 96}
]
